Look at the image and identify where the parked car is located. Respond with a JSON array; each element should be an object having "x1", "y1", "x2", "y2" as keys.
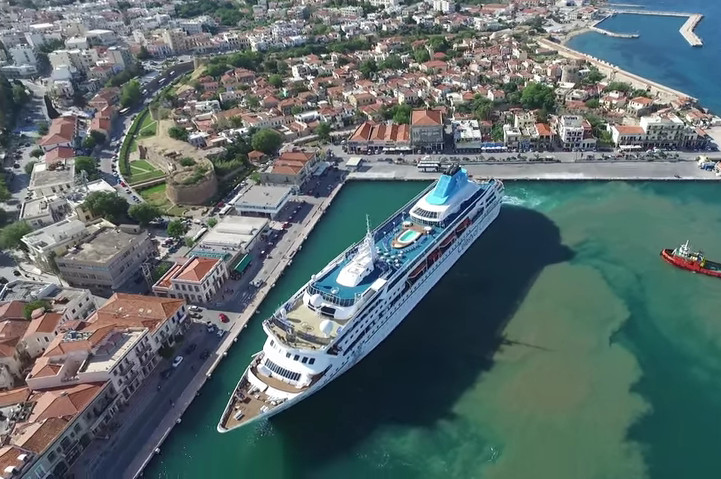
[
  {"x1": 160, "y1": 369, "x2": 173, "y2": 379},
  {"x1": 172, "y1": 356, "x2": 184, "y2": 368},
  {"x1": 184, "y1": 343, "x2": 197, "y2": 354},
  {"x1": 200, "y1": 349, "x2": 211, "y2": 360},
  {"x1": 219, "y1": 313, "x2": 229, "y2": 323},
  {"x1": 189, "y1": 305, "x2": 202, "y2": 312}
]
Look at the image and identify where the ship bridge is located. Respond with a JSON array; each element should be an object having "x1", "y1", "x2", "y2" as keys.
[{"x1": 410, "y1": 166, "x2": 476, "y2": 225}]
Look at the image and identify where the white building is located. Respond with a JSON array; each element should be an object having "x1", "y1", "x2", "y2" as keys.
[
  {"x1": 21, "y1": 217, "x2": 88, "y2": 271},
  {"x1": 28, "y1": 161, "x2": 76, "y2": 197},
  {"x1": 9, "y1": 44, "x2": 37, "y2": 67},
  {"x1": 233, "y1": 184, "x2": 293, "y2": 219},
  {"x1": 432, "y1": 0, "x2": 456, "y2": 13},
  {"x1": 556, "y1": 115, "x2": 585, "y2": 149}
]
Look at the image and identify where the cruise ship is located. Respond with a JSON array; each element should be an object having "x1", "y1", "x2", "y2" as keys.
[{"x1": 218, "y1": 166, "x2": 504, "y2": 432}]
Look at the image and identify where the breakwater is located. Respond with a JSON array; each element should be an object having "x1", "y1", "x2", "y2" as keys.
[{"x1": 610, "y1": 10, "x2": 704, "y2": 46}]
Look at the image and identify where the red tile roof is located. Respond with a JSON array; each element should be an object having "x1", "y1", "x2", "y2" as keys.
[
  {"x1": 411, "y1": 109, "x2": 443, "y2": 127},
  {"x1": 175, "y1": 257, "x2": 219, "y2": 282}
]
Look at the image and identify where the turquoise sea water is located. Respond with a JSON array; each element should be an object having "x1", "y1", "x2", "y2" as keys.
[
  {"x1": 147, "y1": 180, "x2": 721, "y2": 479},
  {"x1": 568, "y1": 0, "x2": 721, "y2": 112},
  {"x1": 144, "y1": 1, "x2": 721, "y2": 476}
]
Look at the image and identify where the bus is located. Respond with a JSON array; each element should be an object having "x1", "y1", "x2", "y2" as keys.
[
  {"x1": 192, "y1": 227, "x2": 208, "y2": 243},
  {"x1": 417, "y1": 160, "x2": 441, "y2": 172},
  {"x1": 119, "y1": 107, "x2": 130, "y2": 115},
  {"x1": 158, "y1": 78, "x2": 167, "y2": 86},
  {"x1": 219, "y1": 204, "x2": 233, "y2": 216}
]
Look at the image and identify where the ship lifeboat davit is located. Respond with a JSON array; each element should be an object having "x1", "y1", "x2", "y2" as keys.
[
  {"x1": 455, "y1": 218, "x2": 471, "y2": 234},
  {"x1": 409, "y1": 261, "x2": 427, "y2": 281}
]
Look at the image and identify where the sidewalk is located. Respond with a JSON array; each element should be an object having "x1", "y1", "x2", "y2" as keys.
[{"x1": 124, "y1": 182, "x2": 345, "y2": 478}]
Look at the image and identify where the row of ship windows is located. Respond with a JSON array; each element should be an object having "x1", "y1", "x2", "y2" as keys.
[{"x1": 269, "y1": 339, "x2": 316, "y2": 364}]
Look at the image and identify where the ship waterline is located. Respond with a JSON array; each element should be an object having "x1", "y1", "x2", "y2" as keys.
[{"x1": 218, "y1": 167, "x2": 504, "y2": 431}]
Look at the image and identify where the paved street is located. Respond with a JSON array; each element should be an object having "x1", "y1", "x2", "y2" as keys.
[{"x1": 71, "y1": 321, "x2": 223, "y2": 479}]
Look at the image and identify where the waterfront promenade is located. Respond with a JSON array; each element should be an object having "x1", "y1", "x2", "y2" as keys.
[
  {"x1": 125, "y1": 182, "x2": 345, "y2": 479},
  {"x1": 348, "y1": 161, "x2": 719, "y2": 182},
  {"x1": 540, "y1": 37, "x2": 696, "y2": 102}
]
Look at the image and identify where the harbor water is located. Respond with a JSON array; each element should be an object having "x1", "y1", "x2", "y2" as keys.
[
  {"x1": 147, "y1": 180, "x2": 721, "y2": 479},
  {"x1": 568, "y1": 0, "x2": 721, "y2": 112}
]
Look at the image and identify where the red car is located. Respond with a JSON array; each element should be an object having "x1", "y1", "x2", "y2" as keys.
[
  {"x1": 119, "y1": 181, "x2": 126, "y2": 187},
  {"x1": 219, "y1": 313, "x2": 229, "y2": 323}
]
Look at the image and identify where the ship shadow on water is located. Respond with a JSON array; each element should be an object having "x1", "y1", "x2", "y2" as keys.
[{"x1": 271, "y1": 205, "x2": 574, "y2": 470}]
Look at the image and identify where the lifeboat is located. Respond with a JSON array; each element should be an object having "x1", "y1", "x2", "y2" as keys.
[{"x1": 455, "y1": 218, "x2": 471, "y2": 234}]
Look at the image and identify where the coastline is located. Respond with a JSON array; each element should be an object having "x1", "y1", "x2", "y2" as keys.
[
  {"x1": 127, "y1": 182, "x2": 346, "y2": 479},
  {"x1": 538, "y1": 36, "x2": 696, "y2": 102}
]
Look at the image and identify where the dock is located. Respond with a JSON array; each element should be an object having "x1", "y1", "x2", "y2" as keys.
[
  {"x1": 611, "y1": 9, "x2": 704, "y2": 46},
  {"x1": 127, "y1": 182, "x2": 346, "y2": 479},
  {"x1": 590, "y1": 25, "x2": 639, "y2": 39}
]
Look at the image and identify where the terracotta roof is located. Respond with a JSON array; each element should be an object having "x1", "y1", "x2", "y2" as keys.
[
  {"x1": 175, "y1": 257, "x2": 219, "y2": 283},
  {"x1": 38, "y1": 117, "x2": 77, "y2": 147},
  {"x1": 535, "y1": 123, "x2": 552, "y2": 136},
  {"x1": 28, "y1": 357, "x2": 62, "y2": 379},
  {"x1": 0, "y1": 387, "x2": 30, "y2": 408},
  {"x1": 0, "y1": 320, "x2": 30, "y2": 358},
  {"x1": 614, "y1": 125, "x2": 645, "y2": 135},
  {"x1": 28, "y1": 383, "x2": 104, "y2": 422},
  {"x1": 13, "y1": 417, "x2": 69, "y2": 454},
  {"x1": 247, "y1": 150, "x2": 267, "y2": 160},
  {"x1": 43, "y1": 146, "x2": 75, "y2": 165},
  {"x1": 349, "y1": 122, "x2": 374, "y2": 142},
  {"x1": 82, "y1": 293, "x2": 184, "y2": 333},
  {"x1": 411, "y1": 109, "x2": 443, "y2": 127},
  {"x1": 43, "y1": 335, "x2": 91, "y2": 357},
  {"x1": 0, "y1": 445, "x2": 31, "y2": 478},
  {"x1": 278, "y1": 151, "x2": 314, "y2": 163},
  {"x1": 0, "y1": 301, "x2": 25, "y2": 321},
  {"x1": 23, "y1": 312, "x2": 62, "y2": 339},
  {"x1": 630, "y1": 96, "x2": 653, "y2": 105}
]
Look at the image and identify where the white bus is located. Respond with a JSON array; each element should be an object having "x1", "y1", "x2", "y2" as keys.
[
  {"x1": 417, "y1": 161, "x2": 441, "y2": 172},
  {"x1": 219, "y1": 204, "x2": 233, "y2": 216},
  {"x1": 192, "y1": 227, "x2": 208, "y2": 243}
]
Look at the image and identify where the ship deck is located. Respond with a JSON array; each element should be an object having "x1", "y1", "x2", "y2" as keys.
[{"x1": 269, "y1": 299, "x2": 351, "y2": 349}]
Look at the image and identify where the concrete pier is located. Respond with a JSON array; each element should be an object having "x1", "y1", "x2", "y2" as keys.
[
  {"x1": 611, "y1": 9, "x2": 704, "y2": 46},
  {"x1": 590, "y1": 25, "x2": 639, "y2": 39},
  {"x1": 127, "y1": 183, "x2": 346, "y2": 479}
]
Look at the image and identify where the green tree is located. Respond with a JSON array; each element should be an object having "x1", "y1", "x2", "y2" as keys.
[
  {"x1": 585, "y1": 98, "x2": 600, "y2": 109},
  {"x1": 290, "y1": 105, "x2": 303, "y2": 115},
  {"x1": 207, "y1": 217, "x2": 218, "y2": 227},
  {"x1": 128, "y1": 203, "x2": 162, "y2": 225},
  {"x1": 604, "y1": 81, "x2": 631, "y2": 93},
  {"x1": 316, "y1": 122, "x2": 331, "y2": 141},
  {"x1": 183, "y1": 237, "x2": 194, "y2": 247},
  {"x1": 30, "y1": 148, "x2": 43, "y2": 158},
  {"x1": 74, "y1": 156, "x2": 98, "y2": 179},
  {"x1": 24, "y1": 161, "x2": 37, "y2": 176},
  {"x1": 168, "y1": 126, "x2": 189, "y2": 141},
  {"x1": 0, "y1": 221, "x2": 32, "y2": 250},
  {"x1": 37, "y1": 122, "x2": 49, "y2": 135},
  {"x1": 380, "y1": 54, "x2": 405, "y2": 70},
  {"x1": 137, "y1": 45, "x2": 150, "y2": 60},
  {"x1": 520, "y1": 83, "x2": 556, "y2": 111},
  {"x1": 413, "y1": 48, "x2": 430, "y2": 63},
  {"x1": 251, "y1": 129, "x2": 283, "y2": 154},
  {"x1": 268, "y1": 74, "x2": 284, "y2": 88},
  {"x1": 491, "y1": 123, "x2": 504, "y2": 142},
  {"x1": 392, "y1": 104, "x2": 412, "y2": 124},
  {"x1": 83, "y1": 191, "x2": 129, "y2": 223},
  {"x1": 359, "y1": 60, "x2": 378, "y2": 79},
  {"x1": 82, "y1": 135, "x2": 96, "y2": 150},
  {"x1": 582, "y1": 67, "x2": 604, "y2": 85},
  {"x1": 429, "y1": 36, "x2": 450, "y2": 53},
  {"x1": 246, "y1": 96, "x2": 260, "y2": 108},
  {"x1": 89, "y1": 130, "x2": 106, "y2": 145},
  {"x1": 23, "y1": 299, "x2": 50, "y2": 319},
  {"x1": 179, "y1": 157, "x2": 195, "y2": 167},
  {"x1": 167, "y1": 219, "x2": 188, "y2": 238},
  {"x1": 120, "y1": 79, "x2": 142, "y2": 108}
]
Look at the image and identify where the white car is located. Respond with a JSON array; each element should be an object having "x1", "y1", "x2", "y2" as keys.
[{"x1": 172, "y1": 356, "x2": 184, "y2": 368}]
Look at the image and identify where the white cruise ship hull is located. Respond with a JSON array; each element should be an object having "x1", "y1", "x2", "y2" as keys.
[{"x1": 218, "y1": 192, "x2": 502, "y2": 431}]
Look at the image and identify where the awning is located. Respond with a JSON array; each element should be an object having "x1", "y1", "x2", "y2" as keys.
[{"x1": 233, "y1": 254, "x2": 252, "y2": 274}]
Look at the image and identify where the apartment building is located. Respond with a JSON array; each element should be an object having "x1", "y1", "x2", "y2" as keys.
[
  {"x1": 12, "y1": 294, "x2": 187, "y2": 478},
  {"x1": 8, "y1": 44, "x2": 37, "y2": 67},
  {"x1": 610, "y1": 125, "x2": 646, "y2": 148},
  {"x1": 260, "y1": 149, "x2": 319, "y2": 189},
  {"x1": 28, "y1": 160, "x2": 76, "y2": 196},
  {"x1": 556, "y1": 115, "x2": 584, "y2": 149},
  {"x1": 55, "y1": 224, "x2": 156, "y2": 294},
  {"x1": 410, "y1": 109, "x2": 445, "y2": 152},
  {"x1": 639, "y1": 113, "x2": 688, "y2": 148},
  {"x1": 153, "y1": 256, "x2": 228, "y2": 304},
  {"x1": 48, "y1": 49, "x2": 100, "y2": 74},
  {"x1": 22, "y1": 217, "x2": 88, "y2": 272}
]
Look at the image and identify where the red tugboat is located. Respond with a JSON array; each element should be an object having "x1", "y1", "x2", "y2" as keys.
[{"x1": 660, "y1": 241, "x2": 721, "y2": 279}]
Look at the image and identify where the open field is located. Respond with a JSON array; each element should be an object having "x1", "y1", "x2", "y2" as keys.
[
  {"x1": 138, "y1": 183, "x2": 189, "y2": 216},
  {"x1": 129, "y1": 160, "x2": 165, "y2": 184}
]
